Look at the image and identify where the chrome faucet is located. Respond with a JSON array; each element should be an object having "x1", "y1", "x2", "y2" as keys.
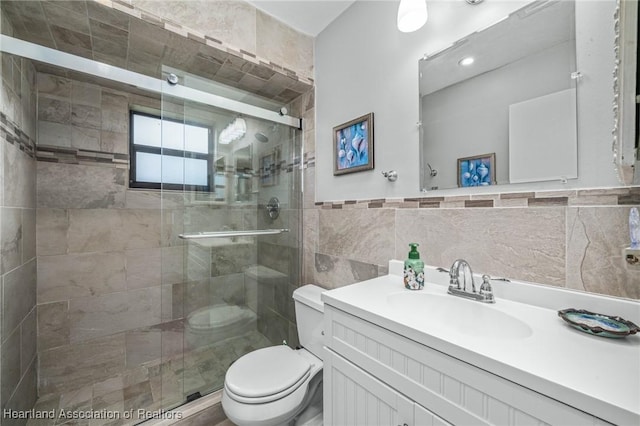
[{"x1": 448, "y1": 259, "x2": 495, "y2": 303}]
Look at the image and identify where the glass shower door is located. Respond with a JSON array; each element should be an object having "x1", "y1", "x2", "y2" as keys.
[{"x1": 158, "y1": 67, "x2": 302, "y2": 409}]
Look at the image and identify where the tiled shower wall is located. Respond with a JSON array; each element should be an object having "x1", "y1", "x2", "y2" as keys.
[
  {"x1": 1, "y1": 0, "x2": 314, "y2": 101},
  {"x1": 128, "y1": 0, "x2": 314, "y2": 80},
  {"x1": 34, "y1": 73, "x2": 190, "y2": 397},
  {"x1": 0, "y1": 18, "x2": 38, "y2": 423},
  {"x1": 34, "y1": 71, "x2": 308, "y2": 399},
  {"x1": 251, "y1": 90, "x2": 312, "y2": 349}
]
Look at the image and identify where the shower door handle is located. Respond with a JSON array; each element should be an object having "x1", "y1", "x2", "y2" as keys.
[{"x1": 178, "y1": 229, "x2": 289, "y2": 239}]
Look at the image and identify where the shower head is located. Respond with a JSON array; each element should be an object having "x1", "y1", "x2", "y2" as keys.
[{"x1": 255, "y1": 132, "x2": 269, "y2": 143}]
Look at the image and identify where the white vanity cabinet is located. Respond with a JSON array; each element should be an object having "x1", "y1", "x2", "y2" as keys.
[
  {"x1": 323, "y1": 304, "x2": 612, "y2": 426},
  {"x1": 324, "y1": 348, "x2": 450, "y2": 426}
]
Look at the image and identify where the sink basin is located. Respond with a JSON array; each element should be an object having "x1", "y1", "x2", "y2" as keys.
[{"x1": 387, "y1": 292, "x2": 533, "y2": 340}]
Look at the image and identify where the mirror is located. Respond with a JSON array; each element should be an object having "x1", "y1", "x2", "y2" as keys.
[{"x1": 419, "y1": 0, "x2": 613, "y2": 191}]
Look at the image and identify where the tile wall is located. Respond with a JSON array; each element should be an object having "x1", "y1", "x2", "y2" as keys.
[
  {"x1": 303, "y1": 163, "x2": 640, "y2": 299},
  {"x1": 34, "y1": 70, "x2": 308, "y2": 406},
  {"x1": 0, "y1": 14, "x2": 39, "y2": 425},
  {"x1": 1, "y1": 0, "x2": 313, "y2": 103},
  {"x1": 252, "y1": 92, "x2": 310, "y2": 348},
  {"x1": 34, "y1": 72, "x2": 186, "y2": 399},
  {"x1": 129, "y1": 0, "x2": 314, "y2": 80}
]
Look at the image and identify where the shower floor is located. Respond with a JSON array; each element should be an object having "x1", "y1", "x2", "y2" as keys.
[{"x1": 26, "y1": 331, "x2": 272, "y2": 426}]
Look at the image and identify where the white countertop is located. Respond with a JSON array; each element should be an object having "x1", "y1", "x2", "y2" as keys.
[{"x1": 321, "y1": 264, "x2": 640, "y2": 425}]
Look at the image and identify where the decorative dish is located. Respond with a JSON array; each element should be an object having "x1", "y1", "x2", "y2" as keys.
[{"x1": 558, "y1": 308, "x2": 640, "y2": 338}]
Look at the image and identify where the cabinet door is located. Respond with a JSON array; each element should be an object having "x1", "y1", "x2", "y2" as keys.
[
  {"x1": 415, "y1": 403, "x2": 452, "y2": 426},
  {"x1": 324, "y1": 348, "x2": 413, "y2": 426}
]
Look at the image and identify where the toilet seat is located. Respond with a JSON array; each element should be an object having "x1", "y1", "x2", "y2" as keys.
[
  {"x1": 222, "y1": 347, "x2": 323, "y2": 426},
  {"x1": 188, "y1": 304, "x2": 255, "y2": 330},
  {"x1": 225, "y1": 346, "x2": 311, "y2": 404}
]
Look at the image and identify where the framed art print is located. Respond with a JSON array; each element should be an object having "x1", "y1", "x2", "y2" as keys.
[
  {"x1": 260, "y1": 147, "x2": 279, "y2": 187},
  {"x1": 333, "y1": 113, "x2": 374, "y2": 175},
  {"x1": 458, "y1": 153, "x2": 495, "y2": 187}
]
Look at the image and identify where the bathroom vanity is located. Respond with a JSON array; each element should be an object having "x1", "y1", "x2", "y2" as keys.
[{"x1": 321, "y1": 262, "x2": 640, "y2": 425}]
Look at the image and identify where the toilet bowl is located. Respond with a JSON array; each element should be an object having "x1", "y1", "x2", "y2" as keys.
[
  {"x1": 222, "y1": 284, "x2": 325, "y2": 426},
  {"x1": 185, "y1": 303, "x2": 256, "y2": 349}
]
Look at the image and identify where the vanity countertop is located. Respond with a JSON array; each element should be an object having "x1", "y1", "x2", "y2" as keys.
[{"x1": 321, "y1": 265, "x2": 640, "y2": 426}]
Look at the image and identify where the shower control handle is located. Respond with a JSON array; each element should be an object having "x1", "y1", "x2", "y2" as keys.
[{"x1": 266, "y1": 197, "x2": 280, "y2": 220}]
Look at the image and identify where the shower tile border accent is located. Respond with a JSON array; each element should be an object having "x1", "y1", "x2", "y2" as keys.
[
  {"x1": 313, "y1": 187, "x2": 640, "y2": 209},
  {"x1": 36, "y1": 144, "x2": 129, "y2": 167},
  {"x1": 0, "y1": 112, "x2": 36, "y2": 159},
  {"x1": 106, "y1": 0, "x2": 314, "y2": 86},
  {"x1": 34, "y1": 144, "x2": 304, "y2": 178}
]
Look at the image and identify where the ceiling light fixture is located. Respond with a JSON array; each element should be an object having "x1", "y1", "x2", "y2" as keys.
[
  {"x1": 219, "y1": 117, "x2": 246, "y2": 145},
  {"x1": 397, "y1": 0, "x2": 428, "y2": 33}
]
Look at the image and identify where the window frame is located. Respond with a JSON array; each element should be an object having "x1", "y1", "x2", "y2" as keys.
[{"x1": 129, "y1": 110, "x2": 214, "y2": 192}]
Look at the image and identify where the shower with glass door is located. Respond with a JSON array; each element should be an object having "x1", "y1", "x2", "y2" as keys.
[
  {"x1": 151, "y1": 67, "x2": 304, "y2": 407},
  {"x1": 0, "y1": 7, "x2": 304, "y2": 417}
]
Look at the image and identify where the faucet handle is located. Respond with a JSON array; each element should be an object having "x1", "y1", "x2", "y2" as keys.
[
  {"x1": 479, "y1": 275, "x2": 495, "y2": 303},
  {"x1": 449, "y1": 274, "x2": 460, "y2": 290}
]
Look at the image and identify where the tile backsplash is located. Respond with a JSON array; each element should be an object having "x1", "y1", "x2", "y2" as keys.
[{"x1": 302, "y1": 186, "x2": 640, "y2": 300}]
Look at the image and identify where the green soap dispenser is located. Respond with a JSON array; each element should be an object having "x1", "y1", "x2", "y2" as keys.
[{"x1": 404, "y1": 243, "x2": 425, "y2": 290}]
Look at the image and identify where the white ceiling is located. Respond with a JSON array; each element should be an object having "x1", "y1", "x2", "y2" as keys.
[{"x1": 247, "y1": 0, "x2": 356, "y2": 36}]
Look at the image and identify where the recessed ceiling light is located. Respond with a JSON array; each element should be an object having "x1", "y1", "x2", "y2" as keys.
[{"x1": 458, "y1": 56, "x2": 475, "y2": 66}]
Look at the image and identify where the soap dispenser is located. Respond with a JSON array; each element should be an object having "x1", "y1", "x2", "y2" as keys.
[{"x1": 404, "y1": 243, "x2": 425, "y2": 290}]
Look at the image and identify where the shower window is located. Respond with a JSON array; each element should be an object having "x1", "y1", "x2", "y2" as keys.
[{"x1": 129, "y1": 111, "x2": 213, "y2": 191}]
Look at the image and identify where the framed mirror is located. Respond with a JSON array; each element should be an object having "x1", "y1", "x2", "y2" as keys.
[{"x1": 419, "y1": 0, "x2": 629, "y2": 192}]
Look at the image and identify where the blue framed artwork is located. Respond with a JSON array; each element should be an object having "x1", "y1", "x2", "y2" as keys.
[
  {"x1": 333, "y1": 113, "x2": 374, "y2": 175},
  {"x1": 458, "y1": 153, "x2": 496, "y2": 187}
]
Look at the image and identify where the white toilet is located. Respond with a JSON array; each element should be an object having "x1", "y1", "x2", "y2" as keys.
[{"x1": 222, "y1": 284, "x2": 325, "y2": 426}]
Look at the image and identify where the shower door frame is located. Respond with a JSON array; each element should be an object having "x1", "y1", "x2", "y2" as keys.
[
  {"x1": 0, "y1": 35, "x2": 303, "y2": 130},
  {"x1": 161, "y1": 70, "x2": 305, "y2": 407}
]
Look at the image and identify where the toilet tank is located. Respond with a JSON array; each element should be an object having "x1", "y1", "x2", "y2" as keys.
[{"x1": 292, "y1": 284, "x2": 325, "y2": 359}]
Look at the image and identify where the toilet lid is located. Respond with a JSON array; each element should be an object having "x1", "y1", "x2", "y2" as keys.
[{"x1": 225, "y1": 346, "x2": 311, "y2": 400}]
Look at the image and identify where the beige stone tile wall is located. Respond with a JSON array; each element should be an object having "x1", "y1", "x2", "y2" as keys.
[
  {"x1": 2, "y1": 0, "x2": 313, "y2": 106},
  {"x1": 34, "y1": 70, "x2": 306, "y2": 399},
  {"x1": 303, "y1": 182, "x2": 640, "y2": 300},
  {"x1": 36, "y1": 73, "x2": 129, "y2": 157},
  {"x1": 130, "y1": 0, "x2": 314, "y2": 80},
  {"x1": 0, "y1": 45, "x2": 39, "y2": 425},
  {"x1": 34, "y1": 72, "x2": 186, "y2": 397}
]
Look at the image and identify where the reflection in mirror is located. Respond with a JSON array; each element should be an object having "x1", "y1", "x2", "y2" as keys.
[
  {"x1": 234, "y1": 145, "x2": 253, "y2": 202},
  {"x1": 214, "y1": 156, "x2": 227, "y2": 202},
  {"x1": 420, "y1": 0, "x2": 577, "y2": 191}
]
